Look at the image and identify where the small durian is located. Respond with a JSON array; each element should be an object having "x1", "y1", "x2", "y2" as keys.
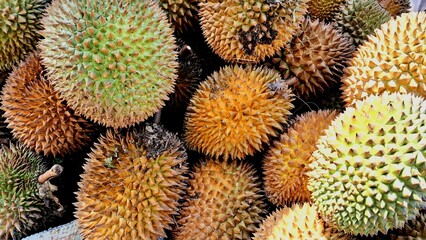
[
  {"x1": 335, "y1": 0, "x2": 392, "y2": 46},
  {"x1": 263, "y1": 109, "x2": 339, "y2": 206},
  {"x1": 158, "y1": 0, "x2": 199, "y2": 32},
  {"x1": 184, "y1": 64, "x2": 294, "y2": 160},
  {"x1": 199, "y1": 0, "x2": 308, "y2": 63},
  {"x1": 75, "y1": 124, "x2": 188, "y2": 239},
  {"x1": 1, "y1": 52, "x2": 92, "y2": 157},
  {"x1": 0, "y1": 142, "x2": 48, "y2": 240},
  {"x1": 39, "y1": 0, "x2": 178, "y2": 129},
  {"x1": 307, "y1": 0, "x2": 347, "y2": 21},
  {"x1": 0, "y1": 0, "x2": 49, "y2": 71},
  {"x1": 341, "y1": 11, "x2": 426, "y2": 106},
  {"x1": 173, "y1": 159, "x2": 266, "y2": 240},
  {"x1": 308, "y1": 92, "x2": 426, "y2": 236},
  {"x1": 378, "y1": 0, "x2": 410, "y2": 17}
]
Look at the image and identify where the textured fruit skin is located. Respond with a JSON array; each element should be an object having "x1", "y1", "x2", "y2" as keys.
[
  {"x1": 335, "y1": 0, "x2": 391, "y2": 46},
  {"x1": 378, "y1": 0, "x2": 410, "y2": 17},
  {"x1": 75, "y1": 124, "x2": 188, "y2": 240},
  {"x1": 199, "y1": 0, "x2": 308, "y2": 63},
  {"x1": 39, "y1": 0, "x2": 178, "y2": 129},
  {"x1": 253, "y1": 203, "x2": 352, "y2": 240},
  {"x1": 174, "y1": 159, "x2": 266, "y2": 240},
  {"x1": 274, "y1": 18, "x2": 355, "y2": 98},
  {"x1": 307, "y1": 0, "x2": 347, "y2": 21},
  {"x1": 1, "y1": 52, "x2": 92, "y2": 157},
  {"x1": 341, "y1": 11, "x2": 426, "y2": 106},
  {"x1": 263, "y1": 110, "x2": 339, "y2": 206},
  {"x1": 184, "y1": 64, "x2": 294, "y2": 160},
  {"x1": 0, "y1": 0, "x2": 49, "y2": 71},
  {"x1": 308, "y1": 93, "x2": 426, "y2": 236},
  {"x1": 388, "y1": 210, "x2": 426, "y2": 239},
  {"x1": 0, "y1": 142, "x2": 48, "y2": 240},
  {"x1": 159, "y1": 0, "x2": 199, "y2": 32}
]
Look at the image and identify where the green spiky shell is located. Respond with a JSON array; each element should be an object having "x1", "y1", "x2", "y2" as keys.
[
  {"x1": 39, "y1": 0, "x2": 178, "y2": 129},
  {"x1": 308, "y1": 92, "x2": 426, "y2": 236},
  {"x1": 0, "y1": 0, "x2": 49, "y2": 71},
  {"x1": 199, "y1": 0, "x2": 308, "y2": 63},
  {"x1": 1, "y1": 52, "x2": 92, "y2": 157},
  {"x1": 341, "y1": 11, "x2": 426, "y2": 106},
  {"x1": 174, "y1": 159, "x2": 266, "y2": 240},
  {"x1": 184, "y1": 64, "x2": 294, "y2": 160},
  {"x1": 388, "y1": 210, "x2": 426, "y2": 239},
  {"x1": 307, "y1": 0, "x2": 347, "y2": 21},
  {"x1": 75, "y1": 124, "x2": 188, "y2": 239},
  {"x1": 378, "y1": 0, "x2": 410, "y2": 17},
  {"x1": 159, "y1": 0, "x2": 199, "y2": 32},
  {"x1": 263, "y1": 109, "x2": 339, "y2": 206},
  {"x1": 0, "y1": 142, "x2": 47, "y2": 240},
  {"x1": 335, "y1": 0, "x2": 391, "y2": 46}
]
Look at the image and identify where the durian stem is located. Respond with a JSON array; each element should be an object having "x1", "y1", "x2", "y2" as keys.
[
  {"x1": 179, "y1": 45, "x2": 193, "y2": 57},
  {"x1": 38, "y1": 164, "x2": 63, "y2": 184},
  {"x1": 286, "y1": 77, "x2": 298, "y2": 86},
  {"x1": 154, "y1": 110, "x2": 161, "y2": 124}
]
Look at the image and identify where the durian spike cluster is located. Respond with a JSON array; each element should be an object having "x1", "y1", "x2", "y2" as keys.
[
  {"x1": 307, "y1": 0, "x2": 347, "y2": 21},
  {"x1": 388, "y1": 210, "x2": 426, "y2": 239},
  {"x1": 341, "y1": 11, "x2": 426, "y2": 106},
  {"x1": 174, "y1": 159, "x2": 266, "y2": 239},
  {"x1": 185, "y1": 64, "x2": 294, "y2": 160},
  {"x1": 378, "y1": 0, "x2": 411, "y2": 17},
  {"x1": 159, "y1": 0, "x2": 199, "y2": 32},
  {"x1": 263, "y1": 109, "x2": 339, "y2": 206},
  {"x1": 1, "y1": 52, "x2": 93, "y2": 157},
  {"x1": 75, "y1": 124, "x2": 188, "y2": 239}
]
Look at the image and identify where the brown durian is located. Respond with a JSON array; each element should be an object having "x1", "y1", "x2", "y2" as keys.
[
  {"x1": 159, "y1": 0, "x2": 199, "y2": 32},
  {"x1": 378, "y1": 0, "x2": 410, "y2": 17},
  {"x1": 307, "y1": 0, "x2": 347, "y2": 21}
]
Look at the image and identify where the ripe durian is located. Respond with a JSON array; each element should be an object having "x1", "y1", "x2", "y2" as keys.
[
  {"x1": 184, "y1": 64, "x2": 294, "y2": 160},
  {"x1": 0, "y1": 0, "x2": 49, "y2": 71},
  {"x1": 1, "y1": 52, "x2": 92, "y2": 157},
  {"x1": 199, "y1": 0, "x2": 308, "y2": 63},
  {"x1": 307, "y1": 0, "x2": 347, "y2": 21},
  {"x1": 0, "y1": 142, "x2": 47, "y2": 240},
  {"x1": 75, "y1": 123, "x2": 188, "y2": 239},
  {"x1": 158, "y1": 0, "x2": 199, "y2": 32},
  {"x1": 270, "y1": 18, "x2": 355, "y2": 98},
  {"x1": 263, "y1": 109, "x2": 339, "y2": 206},
  {"x1": 39, "y1": 0, "x2": 178, "y2": 129},
  {"x1": 335, "y1": 0, "x2": 392, "y2": 46},
  {"x1": 341, "y1": 11, "x2": 426, "y2": 106},
  {"x1": 173, "y1": 159, "x2": 266, "y2": 240},
  {"x1": 378, "y1": 0, "x2": 410, "y2": 17},
  {"x1": 308, "y1": 92, "x2": 426, "y2": 236}
]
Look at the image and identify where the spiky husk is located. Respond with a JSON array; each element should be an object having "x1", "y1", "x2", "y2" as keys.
[
  {"x1": 39, "y1": 0, "x2": 178, "y2": 129},
  {"x1": 174, "y1": 159, "x2": 266, "y2": 240},
  {"x1": 263, "y1": 109, "x2": 339, "y2": 206},
  {"x1": 1, "y1": 52, "x2": 92, "y2": 157},
  {"x1": 199, "y1": 0, "x2": 308, "y2": 63},
  {"x1": 308, "y1": 92, "x2": 426, "y2": 236},
  {"x1": 0, "y1": 0, "x2": 49, "y2": 71},
  {"x1": 159, "y1": 0, "x2": 199, "y2": 32},
  {"x1": 185, "y1": 64, "x2": 294, "y2": 160},
  {"x1": 388, "y1": 210, "x2": 426, "y2": 239},
  {"x1": 276, "y1": 18, "x2": 355, "y2": 97},
  {"x1": 341, "y1": 11, "x2": 426, "y2": 106},
  {"x1": 378, "y1": 0, "x2": 410, "y2": 17},
  {"x1": 75, "y1": 124, "x2": 188, "y2": 239},
  {"x1": 0, "y1": 142, "x2": 47, "y2": 240},
  {"x1": 335, "y1": 0, "x2": 392, "y2": 46},
  {"x1": 253, "y1": 203, "x2": 352, "y2": 240},
  {"x1": 307, "y1": 0, "x2": 347, "y2": 21}
]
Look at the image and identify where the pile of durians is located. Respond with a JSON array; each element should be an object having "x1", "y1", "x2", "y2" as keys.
[{"x1": 0, "y1": 0, "x2": 425, "y2": 239}]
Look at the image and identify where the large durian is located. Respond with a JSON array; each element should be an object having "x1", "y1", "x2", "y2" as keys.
[
  {"x1": 75, "y1": 124, "x2": 188, "y2": 239},
  {"x1": 307, "y1": 0, "x2": 347, "y2": 21},
  {"x1": 0, "y1": 0, "x2": 49, "y2": 71},
  {"x1": 173, "y1": 159, "x2": 266, "y2": 239},
  {"x1": 158, "y1": 0, "x2": 199, "y2": 32},
  {"x1": 184, "y1": 64, "x2": 294, "y2": 160},
  {"x1": 199, "y1": 0, "x2": 308, "y2": 63},
  {"x1": 263, "y1": 109, "x2": 339, "y2": 206},
  {"x1": 341, "y1": 11, "x2": 426, "y2": 106},
  {"x1": 308, "y1": 92, "x2": 426, "y2": 236},
  {"x1": 39, "y1": 0, "x2": 178, "y2": 129},
  {"x1": 1, "y1": 52, "x2": 92, "y2": 157}
]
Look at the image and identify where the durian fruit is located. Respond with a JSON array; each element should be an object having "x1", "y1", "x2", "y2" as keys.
[
  {"x1": 0, "y1": 0, "x2": 49, "y2": 71},
  {"x1": 388, "y1": 210, "x2": 426, "y2": 239},
  {"x1": 158, "y1": 0, "x2": 199, "y2": 32},
  {"x1": 173, "y1": 159, "x2": 266, "y2": 240},
  {"x1": 0, "y1": 142, "x2": 48, "y2": 240},
  {"x1": 253, "y1": 203, "x2": 352, "y2": 240},
  {"x1": 341, "y1": 11, "x2": 426, "y2": 106},
  {"x1": 378, "y1": 0, "x2": 410, "y2": 17},
  {"x1": 184, "y1": 64, "x2": 294, "y2": 160},
  {"x1": 1, "y1": 52, "x2": 92, "y2": 157},
  {"x1": 307, "y1": 0, "x2": 347, "y2": 21},
  {"x1": 199, "y1": 0, "x2": 308, "y2": 63},
  {"x1": 270, "y1": 17, "x2": 355, "y2": 98},
  {"x1": 75, "y1": 123, "x2": 188, "y2": 240},
  {"x1": 335, "y1": 0, "x2": 392, "y2": 46},
  {"x1": 263, "y1": 109, "x2": 339, "y2": 206},
  {"x1": 39, "y1": 0, "x2": 178, "y2": 129},
  {"x1": 307, "y1": 92, "x2": 426, "y2": 236}
]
